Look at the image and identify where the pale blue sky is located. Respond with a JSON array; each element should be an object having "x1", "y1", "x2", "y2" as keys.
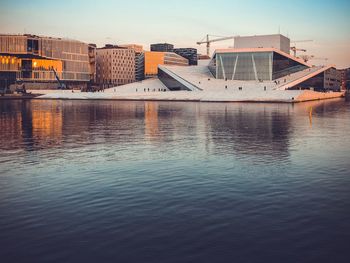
[{"x1": 1, "y1": 0, "x2": 349, "y2": 67}]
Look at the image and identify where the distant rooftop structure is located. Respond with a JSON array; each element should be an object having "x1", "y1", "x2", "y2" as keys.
[
  {"x1": 119, "y1": 44, "x2": 144, "y2": 53},
  {"x1": 234, "y1": 34, "x2": 291, "y2": 54},
  {"x1": 150, "y1": 43, "x2": 174, "y2": 52}
]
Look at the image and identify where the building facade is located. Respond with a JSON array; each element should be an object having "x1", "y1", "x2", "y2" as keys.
[
  {"x1": 340, "y1": 68, "x2": 350, "y2": 90},
  {"x1": 88, "y1": 44, "x2": 96, "y2": 84},
  {"x1": 144, "y1": 51, "x2": 189, "y2": 78},
  {"x1": 150, "y1": 43, "x2": 174, "y2": 52},
  {"x1": 96, "y1": 45, "x2": 136, "y2": 87},
  {"x1": 234, "y1": 34, "x2": 291, "y2": 54},
  {"x1": 120, "y1": 44, "x2": 143, "y2": 53},
  {"x1": 173, "y1": 48, "x2": 198, "y2": 65},
  {"x1": 296, "y1": 67, "x2": 342, "y2": 91},
  {"x1": 208, "y1": 48, "x2": 309, "y2": 81},
  {"x1": 135, "y1": 52, "x2": 145, "y2": 81},
  {"x1": 120, "y1": 44, "x2": 145, "y2": 81},
  {"x1": 0, "y1": 34, "x2": 90, "y2": 89}
]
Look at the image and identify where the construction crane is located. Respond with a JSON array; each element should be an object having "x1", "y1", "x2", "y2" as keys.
[
  {"x1": 51, "y1": 68, "x2": 67, "y2": 89},
  {"x1": 197, "y1": 35, "x2": 236, "y2": 57},
  {"x1": 299, "y1": 55, "x2": 329, "y2": 64},
  {"x1": 290, "y1": 40, "x2": 313, "y2": 57},
  {"x1": 291, "y1": 47, "x2": 307, "y2": 57}
]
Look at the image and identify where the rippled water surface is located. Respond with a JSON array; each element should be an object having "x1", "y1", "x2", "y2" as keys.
[{"x1": 0, "y1": 99, "x2": 350, "y2": 263}]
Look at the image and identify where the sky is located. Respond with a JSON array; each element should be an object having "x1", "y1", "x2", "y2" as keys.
[{"x1": 1, "y1": 0, "x2": 350, "y2": 68}]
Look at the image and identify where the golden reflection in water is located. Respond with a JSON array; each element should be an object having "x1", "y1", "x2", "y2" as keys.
[
  {"x1": 32, "y1": 110, "x2": 63, "y2": 141},
  {"x1": 144, "y1": 102, "x2": 159, "y2": 139},
  {"x1": 31, "y1": 103, "x2": 63, "y2": 144}
]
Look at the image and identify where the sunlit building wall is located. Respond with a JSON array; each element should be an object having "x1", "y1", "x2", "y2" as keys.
[
  {"x1": 0, "y1": 34, "x2": 90, "y2": 89},
  {"x1": 120, "y1": 44, "x2": 145, "y2": 81},
  {"x1": 96, "y1": 45, "x2": 136, "y2": 87},
  {"x1": 144, "y1": 51, "x2": 189, "y2": 78}
]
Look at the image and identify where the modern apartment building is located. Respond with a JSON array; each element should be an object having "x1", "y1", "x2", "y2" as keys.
[
  {"x1": 144, "y1": 51, "x2": 189, "y2": 78},
  {"x1": 0, "y1": 34, "x2": 90, "y2": 89},
  {"x1": 150, "y1": 43, "x2": 174, "y2": 52},
  {"x1": 96, "y1": 45, "x2": 136, "y2": 87},
  {"x1": 173, "y1": 48, "x2": 198, "y2": 65}
]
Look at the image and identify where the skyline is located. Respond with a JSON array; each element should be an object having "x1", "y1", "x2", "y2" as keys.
[{"x1": 1, "y1": 0, "x2": 350, "y2": 68}]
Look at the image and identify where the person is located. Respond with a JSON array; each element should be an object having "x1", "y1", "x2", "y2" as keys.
[{"x1": 22, "y1": 83, "x2": 26, "y2": 94}]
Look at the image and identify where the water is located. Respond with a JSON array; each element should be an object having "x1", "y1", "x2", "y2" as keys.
[{"x1": 0, "y1": 99, "x2": 349, "y2": 263}]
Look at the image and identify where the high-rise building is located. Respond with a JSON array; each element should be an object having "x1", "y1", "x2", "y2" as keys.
[
  {"x1": 173, "y1": 48, "x2": 198, "y2": 65},
  {"x1": 150, "y1": 43, "x2": 174, "y2": 52},
  {"x1": 0, "y1": 34, "x2": 90, "y2": 90},
  {"x1": 144, "y1": 51, "x2": 189, "y2": 78},
  {"x1": 96, "y1": 45, "x2": 135, "y2": 87}
]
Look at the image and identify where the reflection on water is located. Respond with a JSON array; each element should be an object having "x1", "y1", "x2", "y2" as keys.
[
  {"x1": 0, "y1": 99, "x2": 350, "y2": 263},
  {"x1": 0, "y1": 99, "x2": 348, "y2": 158}
]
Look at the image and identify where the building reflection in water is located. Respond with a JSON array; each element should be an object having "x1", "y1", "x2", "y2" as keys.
[
  {"x1": 0, "y1": 99, "x2": 345, "y2": 159},
  {"x1": 0, "y1": 101, "x2": 23, "y2": 151},
  {"x1": 202, "y1": 103, "x2": 292, "y2": 160},
  {"x1": 144, "y1": 102, "x2": 159, "y2": 140}
]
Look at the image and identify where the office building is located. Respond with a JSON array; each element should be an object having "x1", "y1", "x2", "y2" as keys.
[
  {"x1": 96, "y1": 45, "x2": 135, "y2": 87},
  {"x1": 0, "y1": 34, "x2": 90, "y2": 89},
  {"x1": 144, "y1": 51, "x2": 189, "y2": 78}
]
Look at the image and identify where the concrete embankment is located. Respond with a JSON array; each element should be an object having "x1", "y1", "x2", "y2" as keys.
[
  {"x1": 295, "y1": 90, "x2": 345, "y2": 102},
  {"x1": 34, "y1": 89, "x2": 345, "y2": 103}
]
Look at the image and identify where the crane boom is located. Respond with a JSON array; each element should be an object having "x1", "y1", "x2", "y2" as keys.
[{"x1": 197, "y1": 34, "x2": 236, "y2": 56}]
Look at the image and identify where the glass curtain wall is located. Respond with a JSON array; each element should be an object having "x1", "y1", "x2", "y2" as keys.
[
  {"x1": 216, "y1": 52, "x2": 273, "y2": 81},
  {"x1": 272, "y1": 52, "x2": 307, "y2": 79}
]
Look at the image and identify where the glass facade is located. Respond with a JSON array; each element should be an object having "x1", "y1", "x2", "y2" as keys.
[
  {"x1": 272, "y1": 52, "x2": 307, "y2": 79},
  {"x1": 213, "y1": 52, "x2": 272, "y2": 81},
  {"x1": 211, "y1": 51, "x2": 308, "y2": 81},
  {"x1": 0, "y1": 35, "x2": 90, "y2": 83}
]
